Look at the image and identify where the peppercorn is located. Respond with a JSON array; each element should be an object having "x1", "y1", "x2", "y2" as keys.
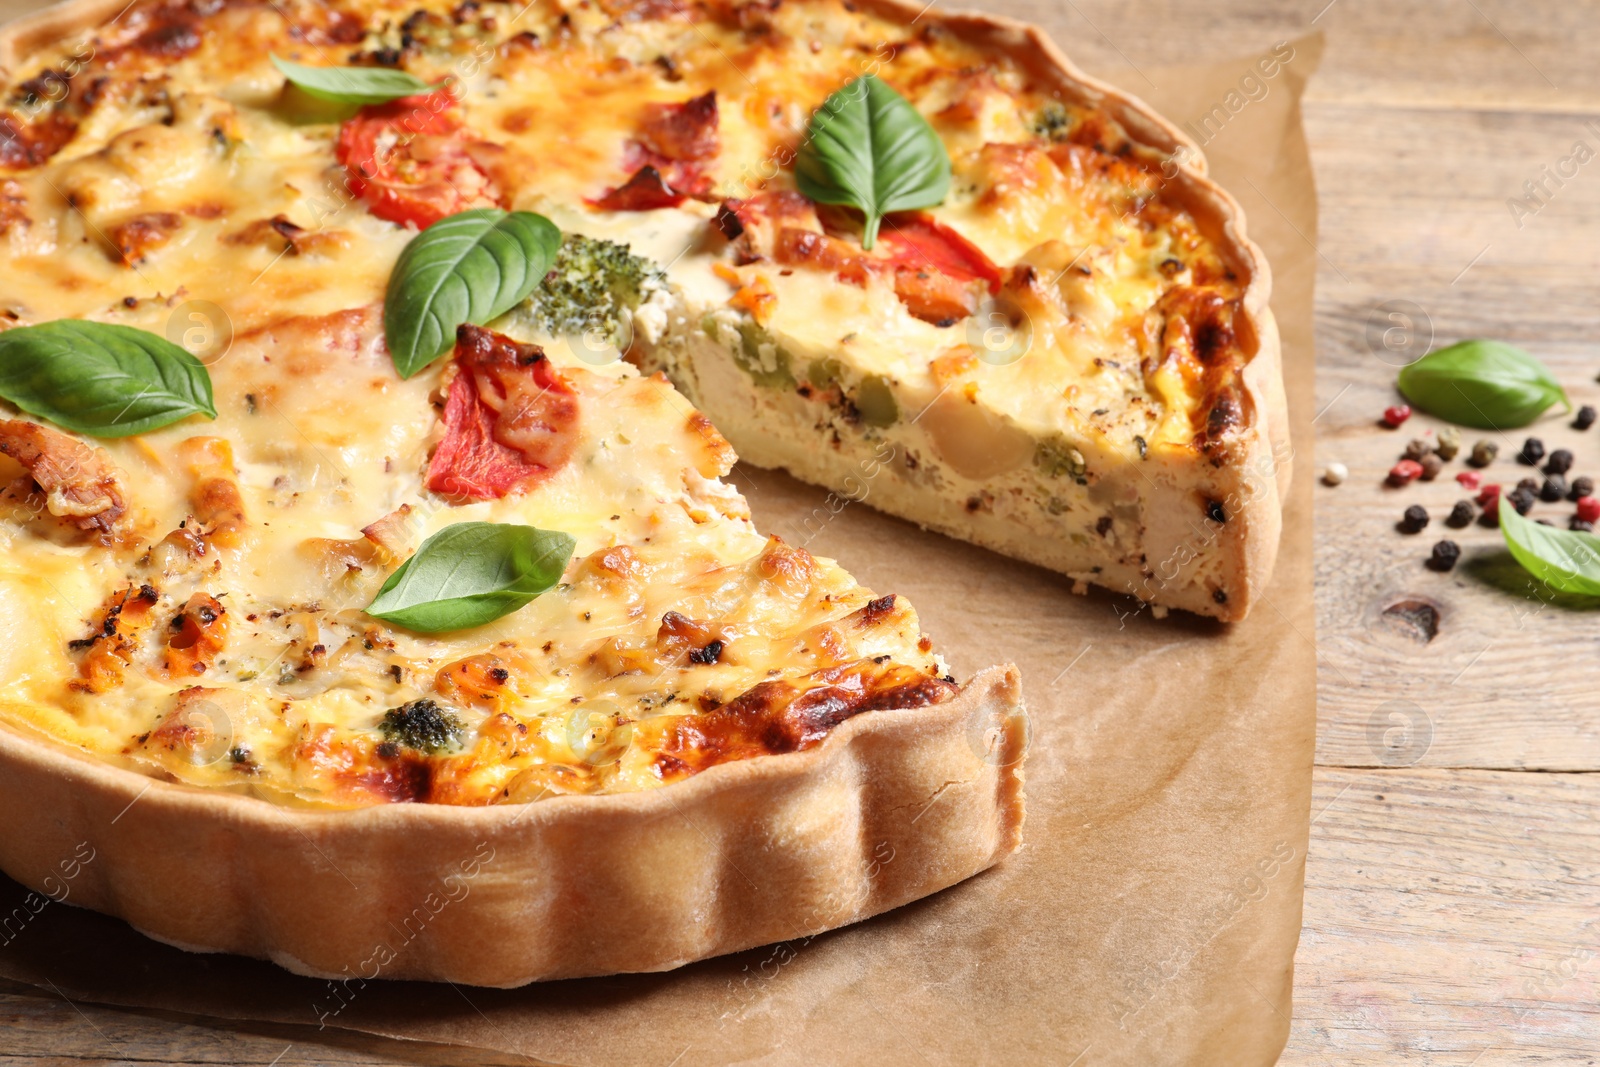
[
  {"x1": 1542, "y1": 475, "x2": 1568, "y2": 502},
  {"x1": 1382, "y1": 404, "x2": 1411, "y2": 428},
  {"x1": 1468, "y1": 440, "x2": 1499, "y2": 467},
  {"x1": 1571, "y1": 518, "x2": 1595, "y2": 533},
  {"x1": 1388, "y1": 460, "x2": 1424, "y2": 486},
  {"x1": 1508, "y1": 486, "x2": 1537, "y2": 515},
  {"x1": 1570, "y1": 476, "x2": 1594, "y2": 501},
  {"x1": 1519, "y1": 437, "x2": 1546, "y2": 465},
  {"x1": 1476, "y1": 484, "x2": 1502, "y2": 507},
  {"x1": 1456, "y1": 470, "x2": 1482, "y2": 490},
  {"x1": 1427, "y1": 540, "x2": 1461, "y2": 572},
  {"x1": 1545, "y1": 449, "x2": 1574, "y2": 475},
  {"x1": 1322, "y1": 462, "x2": 1347, "y2": 487},
  {"x1": 1398, "y1": 504, "x2": 1430, "y2": 534},
  {"x1": 1435, "y1": 426, "x2": 1461, "y2": 460},
  {"x1": 1575, "y1": 405, "x2": 1596, "y2": 431},
  {"x1": 1517, "y1": 477, "x2": 1540, "y2": 494},
  {"x1": 1403, "y1": 437, "x2": 1432, "y2": 461},
  {"x1": 1447, "y1": 500, "x2": 1475, "y2": 528},
  {"x1": 1419, "y1": 453, "x2": 1444, "y2": 480},
  {"x1": 1578, "y1": 496, "x2": 1600, "y2": 523}
]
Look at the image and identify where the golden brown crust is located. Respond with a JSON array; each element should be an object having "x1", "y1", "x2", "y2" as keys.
[{"x1": 0, "y1": 665, "x2": 1024, "y2": 986}]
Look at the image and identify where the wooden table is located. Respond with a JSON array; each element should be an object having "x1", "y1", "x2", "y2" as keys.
[{"x1": 4, "y1": 0, "x2": 1599, "y2": 1062}]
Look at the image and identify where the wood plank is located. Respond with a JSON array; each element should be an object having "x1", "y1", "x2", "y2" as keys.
[
  {"x1": 0, "y1": 980, "x2": 541, "y2": 1066},
  {"x1": 1308, "y1": 100, "x2": 1600, "y2": 771},
  {"x1": 1281, "y1": 768, "x2": 1600, "y2": 1064}
]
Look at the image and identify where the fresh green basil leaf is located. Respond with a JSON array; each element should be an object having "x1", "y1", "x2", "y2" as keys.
[
  {"x1": 1397, "y1": 339, "x2": 1569, "y2": 429},
  {"x1": 794, "y1": 73, "x2": 950, "y2": 250},
  {"x1": 366, "y1": 521, "x2": 575, "y2": 633},
  {"x1": 1498, "y1": 502, "x2": 1600, "y2": 596},
  {"x1": 385, "y1": 208, "x2": 562, "y2": 378},
  {"x1": 271, "y1": 55, "x2": 439, "y2": 105},
  {"x1": 0, "y1": 320, "x2": 216, "y2": 437}
]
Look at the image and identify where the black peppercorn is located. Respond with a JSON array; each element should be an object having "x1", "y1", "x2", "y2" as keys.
[
  {"x1": 1545, "y1": 449, "x2": 1574, "y2": 475},
  {"x1": 1571, "y1": 518, "x2": 1595, "y2": 533},
  {"x1": 1427, "y1": 540, "x2": 1461, "y2": 572},
  {"x1": 1508, "y1": 486, "x2": 1537, "y2": 515},
  {"x1": 1575, "y1": 405, "x2": 1596, "y2": 431},
  {"x1": 1541, "y1": 475, "x2": 1568, "y2": 502},
  {"x1": 1399, "y1": 504, "x2": 1429, "y2": 534},
  {"x1": 1519, "y1": 437, "x2": 1545, "y2": 465},
  {"x1": 1446, "y1": 500, "x2": 1475, "y2": 528},
  {"x1": 1517, "y1": 477, "x2": 1540, "y2": 494},
  {"x1": 1571, "y1": 476, "x2": 1595, "y2": 502}
]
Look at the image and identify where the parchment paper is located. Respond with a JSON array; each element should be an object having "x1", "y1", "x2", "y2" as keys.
[{"x1": 0, "y1": 8, "x2": 1322, "y2": 1063}]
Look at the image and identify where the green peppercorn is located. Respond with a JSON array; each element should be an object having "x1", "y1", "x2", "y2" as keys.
[
  {"x1": 1468, "y1": 440, "x2": 1499, "y2": 468},
  {"x1": 1435, "y1": 426, "x2": 1461, "y2": 460}
]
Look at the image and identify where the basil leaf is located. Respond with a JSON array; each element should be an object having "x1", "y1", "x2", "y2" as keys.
[
  {"x1": 1397, "y1": 340, "x2": 1569, "y2": 429},
  {"x1": 1499, "y1": 502, "x2": 1600, "y2": 596},
  {"x1": 271, "y1": 55, "x2": 439, "y2": 105},
  {"x1": 0, "y1": 320, "x2": 215, "y2": 437},
  {"x1": 795, "y1": 73, "x2": 950, "y2": 250},
  {"x1": 385, "y1": 208, "x2": 562, "y2": 378},
  {"x1": 366, "y1": 521, "x2": 575, "y2": 633}
]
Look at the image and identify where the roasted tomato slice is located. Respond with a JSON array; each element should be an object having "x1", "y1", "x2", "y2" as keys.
[
  {"x1": 878, "y1": 212, "x2": 1004, "y2": 293},
  {"x1": 589, "y1": 91, "x2": 719, "y2": 211},
  {"x1": 335, "y1": 91, "x2": 503, "y2": 229},
  {"x1": 425, "y1": 325, "x2": 580, "y2": 500}
]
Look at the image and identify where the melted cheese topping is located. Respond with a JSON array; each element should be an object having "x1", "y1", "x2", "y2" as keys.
[{"x1": 0, "y1": 0, "x2": 1245, "y2": 803}]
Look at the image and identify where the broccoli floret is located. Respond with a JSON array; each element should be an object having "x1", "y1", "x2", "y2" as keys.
[
  {"x1": 523, "y1": 233, "x2": 667, "y2": 346},
  {"x1": 378, "y1": 698, "x2": 464, "y2": 754},
  {"x1": 1032, "y1": 102, "x2": 1071, "y2": 141}
]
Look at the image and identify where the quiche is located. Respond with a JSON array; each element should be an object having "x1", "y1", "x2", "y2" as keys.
[{"x1": 0, "y1": 0, "x2": 1276, "y2": 985}]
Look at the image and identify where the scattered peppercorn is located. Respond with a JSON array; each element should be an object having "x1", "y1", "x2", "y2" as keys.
[
  {"x1": 1544, "y1": 449, "x2": 1574, "y2": 476},
  {"x1": 1435, "y1": 426, "x2": 1461, "y2": 460},
  {"x1": 1542, "y1": 475, "x2": 1568, "y2": 502},
  {"x1": 1508, "y1": 486, "x2": 1537, "y2": 515},
  {"x1": 1578, "y1": 496, "x2": 1600, "y2": 523},
  {"x1": 1322, "y1": 461, "x2": 1348, "y2": 487},
  {"x1": 1468, "y1": 440, "x2": 1499, "y2": 467},
  {"x1": 1419, "y1": 453, "x2": 1444, "y2": 480},
  {"x1": 1536, "y1": 519, "x2": 1556, "y2": 526},
  {"x1": 1571, "y1": 518, "x2": 1595, "y2": 533},
  {"x1": 1456, "y1": 470, "x2": 1482, "y2": 490},
  {"x1": 1388, "y1": 460, "x2": 1424, "y2": 486},
  {"x1": 1446, "y1": 500, "x2": 1475, "y2": 528},
  {"x1": 1382, "y1": 404, "x2": 1411, "y2": 428},
  {"x1": 1403, "y1": 437, "x2": 1432, "y2": 461},
  {"x1": 1570, "y1": 476, "x2": 1594, "y2": 501},
  {"x1": 1517, "y1": 477, "x2": 1540, "y2": 494},
  {"x1": 1399, "y1": 505, "x2": 1430, "y2": 534},
  {"x1": 1427, "y1": 540, "x2": 1461, "y2": 572},
  {"x1": 1476, "y1": 484, "x2": 1502, "y2": 507},
  {"x1": 1518, "y1": 437, "x2": 1546, "y2": 465},
  {"x1": 1574, "y1": 405, "x2": 1596, "y2": 431}
]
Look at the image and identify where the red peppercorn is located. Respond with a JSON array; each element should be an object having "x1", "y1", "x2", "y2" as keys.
[
  {"x1": 1476, "y1": 484, "x2": 1501, "y2": 507},
  {"x1": 1456, "y1": 470, "x2": 1481, "y2": 490},
  {"x1": 1388, "y1": 459, "x2": 1424, "y2": 486},
  {"x1": 1578, "y1": 496, "x2": 1600, "y2": 523},
  {"x1": 1382, "y1": 404, "x2": 1412, "y2": 428}
]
